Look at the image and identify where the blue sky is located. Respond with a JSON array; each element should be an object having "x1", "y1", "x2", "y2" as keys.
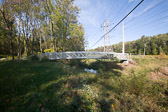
[{"x1": 74, "y1": 0, "x2": 168, "y2": 50}]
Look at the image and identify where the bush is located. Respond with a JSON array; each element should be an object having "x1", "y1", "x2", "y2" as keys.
[
  {"x1": 0, "y1": 55, "x2": 8, "y2": 58},
  {"x1": 73, "y1": 84, "x2": 99, "y2": 112},
  {"x1": 44, "y1": 48, "x2": 54, "y2": 53},
  {"x1": 28, "y1": 54, "x2": 40, "y2": 62},
  {"x1": 69, "y1": 59, "x2": 87, "y2": 68},
  {"x1": 39, "y1": 56, "x2": 49, "y2": 62},
  {"x1": 158, "y1": 52, "x2": 167, "y2": 59}
]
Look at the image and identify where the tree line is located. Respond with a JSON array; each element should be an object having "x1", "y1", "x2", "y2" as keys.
[
  {"x1": 0, "y1": 0, "x2": 85, "y2": 60},
  {"x1": 94, "y1": 33, "x2": 168, "y2": 55}
]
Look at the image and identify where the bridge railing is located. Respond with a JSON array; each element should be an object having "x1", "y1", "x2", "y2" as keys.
[{"x1": 40, "y1": 51, "x2": 129, "y2": 60}]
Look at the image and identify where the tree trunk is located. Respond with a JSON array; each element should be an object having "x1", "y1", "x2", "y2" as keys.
[
  {"x1": 17, "y1": 32, "x2": 21, "y2": 60},
  {"x1": 17, "y1": 0, "x2": 21, "y2": 60},
  {"x1": 31, "y1": 35, "x2": 34, "y2": 55},
  {"x1": 39, "y1": 36, "x2": 42, "y2": 53},
  {"x1": 10, "y1": 24, "x2": 14, "y2": 60},
  {"x1": 18, "y1": 16, "x2": 21, "y2": 59},
  {"x1": 0, "y1": 9, "x2": 14, "y2": 60},
  {"x1": 30, "y1": 18, "x2": 34, "y2": 55},
  {"x1": 51, "y1": 22, "x2": 55, "y2": 52},
  {"x1": 26, "y1": 17, "x2": 29, "y2": 56},
  {"x1": 22, "y1": 22, "x2": 27, "y2": 56}
]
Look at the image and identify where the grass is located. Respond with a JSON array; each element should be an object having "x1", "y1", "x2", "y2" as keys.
[{"x1": 0, "y1": 56, "x2": 168, "y2": 112}]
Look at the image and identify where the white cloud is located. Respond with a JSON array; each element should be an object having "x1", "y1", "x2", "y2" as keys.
[
  {"x1": 74, "y1": 0, "x2": 91, "y2": 8},
  {"x1": 133, "y1": 0, "x2": 165, "y2": 18},
  {"x1": 126, "y1": 0, "x2": 165, "y2": 23},
  {"x1": 75, "y1": 0, "x2": 104, "y2": 28},
  {"x1": 97, "y1": 0, "x2": 107, "y2": 12},
  {"x1": 136, "y1": 4, "x2": 155, "y2": 17},
  {"x1": 78, "y1": 10, "x2": 100, "y2": 28}
]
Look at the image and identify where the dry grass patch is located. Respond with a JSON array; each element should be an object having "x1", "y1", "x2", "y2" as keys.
[{"x1": 148, "y1": 67, "x2": 168, "y2": 81}]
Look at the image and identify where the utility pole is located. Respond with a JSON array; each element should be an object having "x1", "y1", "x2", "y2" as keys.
[
  {"x1": 122, "y1": 22, "x2": 125, "y2": 55},
  {"x1": 101, "y1": 21, "x2": 106, "y2": 52},
  {"x1": 101, "y1": 19, "x2": 110, "y2": 52}
]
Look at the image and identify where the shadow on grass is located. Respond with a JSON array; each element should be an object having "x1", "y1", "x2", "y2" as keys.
[
  {"x1": 65, "y1": 59, "x2": 123, "y2": 74},
  {"x1": 0, "y1": 60, "x2": 83, "y2": 111},
  {"x1": 0, "y1": 59, "x2": 123, "y2": 111},
  {"x1": 88, "y1": 60, "x2": 122, "y2": 71}
]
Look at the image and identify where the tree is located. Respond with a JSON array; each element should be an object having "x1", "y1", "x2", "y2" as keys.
[
  {"x1": 51, "y1": 0, "x2": 84, "y2": 51},
  {"x1": 0, "y1": 0, "x2": 85, "y2": 59},
  {"x1": 97, "y1": 33, "x2": 168, "y2": 55},
  {"x1": 0, "y1": 0, "x2": 16, "y2": 60},
  {"x1": 151, "y1": 42, "x2": 158, "y2": 55},
  {"x1": 158, "y1": 46, "x2": 163, "y2": 54}
]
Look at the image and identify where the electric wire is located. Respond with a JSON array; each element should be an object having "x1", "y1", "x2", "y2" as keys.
[
  {"x1": 126, "y1": 15, "x2": 168, "y2": 32},
  {"x1": 125, "y1": 0, "x2": 167, "y2": 25},
  {"x1": 114, "y1": 0, "x2": 136, "y2": 23},
  {"x1": 107, "y1": 0, "x2": 117, "y2": 18},
  {"x1": 107, "y1": 0, "x2": 122, "y2": 18},
  {"x1": 126, "y1": 20, "x2": 168, "y2": 34},
  {"x1": 110, "y1": 0, "x2": 123, "y2": 18},
  {"x1": 90, "y1": 0, "x2": 144, "y2": 48},
  {"x1": 126, "y1": 5, "x2": 168, "y2": 27},
  {"x1": 111, "y1": 0, "x2": 130, "y2": 22}
]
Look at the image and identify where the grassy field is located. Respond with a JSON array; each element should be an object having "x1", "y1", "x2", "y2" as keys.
[{"x1": 0, "y1": 55, "x2": 168, "y2": 112}]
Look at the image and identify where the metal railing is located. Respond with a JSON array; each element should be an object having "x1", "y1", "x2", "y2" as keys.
[{"x1": 40, "y1": 51, "x2": 129, "y2": 60}]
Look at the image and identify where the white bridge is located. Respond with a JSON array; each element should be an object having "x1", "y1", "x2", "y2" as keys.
[{"x1": 41, "y1": 51, "x2": 129, "y2": 61}]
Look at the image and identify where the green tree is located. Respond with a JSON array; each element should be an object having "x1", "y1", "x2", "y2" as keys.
[
  {"x1": 151, "y1": 42, "x2": 158, "y2": 55},
  {"x1": 98, "y1": 33, "x2": 168, "y2": 55},
  {"x1": 0, "y1": 0, "x2": 16, "y2": 60},
  {"x1": 158, "y1": 46, "x2": 163, "y2": 54}
]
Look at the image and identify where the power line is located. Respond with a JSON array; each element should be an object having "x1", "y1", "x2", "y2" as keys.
[
  {"x1": 125, "y1": 23, "x2": 168, "y2": 41},
  {"x1": 106, "y1": 24, "x2": 167, "y2": 50},
  {"x1": 126, "y1": 15, "x2": 168, "y2": 32},
  {"x1": 90, "y1": 0, "x2": 144, "y2": 48},
  {"x1": 107, "y1": 0, "x2": 117, "y2": 17},
  {"x1": 126, "y1": 5, "x2": 168, "y2": 27},
  {"x1": 141, "y1": 23, "x2": 168, "y2": 33},
  {"x1": 114, "y1": 0, "x2": 122, "y2": 8},
  {"x1": 88, "y1": 29, "x2": 103, "y2": 37},
  {"x1": 111, "y1": 0, "x2": 130, "y2": 22},
  {"x1": 126, "y1": 21, "x2": 168, "y2": 35},
  {"x1": 109, "y1": 36, "x2": 123, "y2": 45},
  {"x1": 107, "y1": 0, "x2": 123, "y2": 18},
  {"x1": 109, "y1": 0, "x2": 123, "y2": 18},
  {"x1": 125, "y1": 0, "x2": 167, "y2": 25},
  {"x1": 99, "y1": 0, "x2": 109, "y2": 14},
  {"x1": 114, "y1": 0, "x2": 136, "y2": 23}
]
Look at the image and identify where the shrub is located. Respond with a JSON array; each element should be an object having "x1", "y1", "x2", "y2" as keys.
[
  {"x1": 158, "y1": 52, "x2": 167, "y2": 59},
  {"x1": 69, "y1": 59, "x2": 87, "y2": 68},
  {"x1": 0, "y1": 55, "x2": 7, "y2": 58},
  {"x1": 123, "y1": 72, "x2": 147, "y2": 95},
  {"x1": 39, "y1": 56, "x2": 49, "y2": 62},
  {"x1": 44, "y1": 48, "x2": 54, "y2": 53},
  {"x1": 28, "y1": 54, "x2": 40, "y2": 62},
  {"x1": 76, "y1": 84, "x2": 99, "y2": 111}
]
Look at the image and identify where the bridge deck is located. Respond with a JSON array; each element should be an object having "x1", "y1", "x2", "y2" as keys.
[{"x1": 41, "y1": 51, "x2": 129, "y2": 60}]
